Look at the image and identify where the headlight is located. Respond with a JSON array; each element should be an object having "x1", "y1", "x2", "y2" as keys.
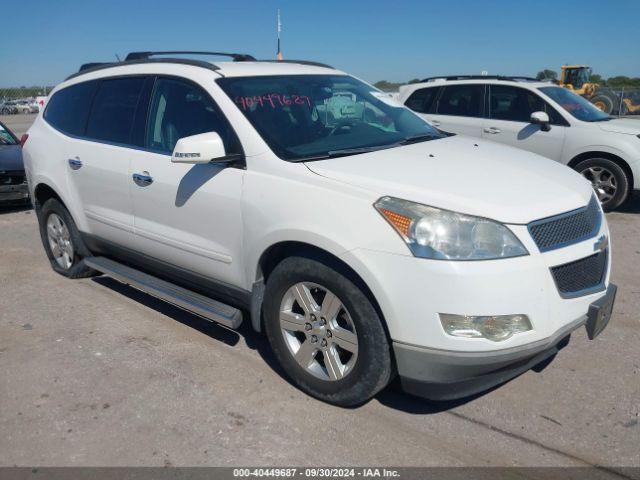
[{"x1": 374, "y1": 196, "x2": 528, "y2": 260}]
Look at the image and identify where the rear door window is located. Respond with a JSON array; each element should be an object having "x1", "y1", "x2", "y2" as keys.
[
  {"x1": 404, "y1": 87, "x2": 440, "y2": 113},
  {"x1": 437, "y1": 84, "x2": 484, "y2": 117},
  {"x1": 44, "y1": 81, "x2": 98, "y2": 136},
  {"x1": 86, "y1": 77, "x2": 146, "y2": 145}
]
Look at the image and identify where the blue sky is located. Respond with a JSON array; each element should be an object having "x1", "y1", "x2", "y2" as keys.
[{"x1": 2, "y1": 0, "x2": 639, "y2": 87}]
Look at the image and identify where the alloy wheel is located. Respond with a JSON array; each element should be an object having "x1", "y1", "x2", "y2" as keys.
[
  {"x1": 279, "y1": 282, "x2": 358, "y2": 381},
  {"x1": 46, "y1": 213, "x2": 74, "y2": 269},
  {"x1": 580, "y1": 165, "x2": 617, "y2": 204}
]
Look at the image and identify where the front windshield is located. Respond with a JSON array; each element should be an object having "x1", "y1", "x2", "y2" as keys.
[
  {"x1": 217, "y1": 75, "x2": 444, "y2": 161},
  {"x1": 0, "y1": 124, "x2": 17, "y2": 145},
  {"x1": 539, "y1": 86, "x2": 610, "y2": 122}
]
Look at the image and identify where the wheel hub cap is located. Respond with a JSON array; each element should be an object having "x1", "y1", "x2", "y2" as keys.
[
  {"x1": 46, "y1": 213, "x2": 74, "y2": 270},
  {"x1": 279, "y1": 282, "x2": 358, "y2": 381},
  {"x1": 580, "y1": 165, "x2": 617, "y2": 204}
]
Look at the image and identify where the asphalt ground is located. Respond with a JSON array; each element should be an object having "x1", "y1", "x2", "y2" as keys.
[{"x1": 0, "y1": 113, "x2": 638, "y2": 472}]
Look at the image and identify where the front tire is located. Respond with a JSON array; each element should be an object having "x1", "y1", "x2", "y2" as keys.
[
  {"x1": 37, "y1": 198, "x2": 97, "y2": 278},
  {"x1": 574, "y1": 158, "x2": 631, "y2": 211},
  {"x1": 264, "y1": 256, "x2": 393, "y2": 406},
  {"x1": 590, "y1": 94, "x2": 615, "y2": 114}
]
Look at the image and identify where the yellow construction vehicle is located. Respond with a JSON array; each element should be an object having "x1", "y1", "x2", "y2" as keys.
[{"x1": 559, "y1": 65, "x2": 620, "y2": 114}]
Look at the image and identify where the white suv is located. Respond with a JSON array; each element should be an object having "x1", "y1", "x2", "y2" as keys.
[
  {"x1": 23, "y1": 53, "x2": 616, "y2": 406},
  {"x1": 399, "y1": 76, "x2": 640, "y2": 211}
]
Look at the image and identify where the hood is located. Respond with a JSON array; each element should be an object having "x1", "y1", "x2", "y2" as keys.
[
  {"x1": 597, "y1": 118, "x2": 640, "y2": 135},
  {"x1": 0, "y1": 145, "x2": 24, "y2": 172},
  {"x1": 305, "y1": 136, "x2": 593, "y2": 224}
]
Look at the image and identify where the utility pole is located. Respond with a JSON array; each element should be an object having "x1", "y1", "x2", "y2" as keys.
[{"x1": 277, "y1": 9, "x2": 283, "y2": 60}]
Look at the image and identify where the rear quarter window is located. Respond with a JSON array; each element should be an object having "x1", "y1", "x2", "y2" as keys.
[
  {"x1": 44, "y1": 81, "x2": 98, "y2": 136},
  {"x1": 404, "y1": 87, "x2": 439, "y2": 113}
]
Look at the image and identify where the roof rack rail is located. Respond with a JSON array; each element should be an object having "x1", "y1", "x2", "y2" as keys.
[
  {"x1": 257, "y1": 59, "x2": 334, "y2": 69},
  {"x1": 420, "y1": 75, "x2": 540, "y2": 82},
  {"x1": 125, "y1": 51, "x2": 256, "y2": 62},
  {"x1": 79, "y1": 62, "x2": 114, "y2": 72},
  {"x1": 66, "y1": 53, "x2": 333, "y2": 82},
  {"x1": 66, "y1": 58, "x2": 222, "y2": 81}
]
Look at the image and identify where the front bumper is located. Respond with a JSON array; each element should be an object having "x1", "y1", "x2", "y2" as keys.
[
  {"x1": 0, "y1": 183, "x2": 29, "y2": 203},
  {"x1": 394, "y1": 317, "x2": 580, "y2": 400},
  {"x1": 394, "y1": 283, "x2": 616, "y2": 400}
]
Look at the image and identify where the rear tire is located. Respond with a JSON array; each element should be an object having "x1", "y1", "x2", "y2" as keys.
[
  {"x1": 263, "y1": 256, "x2": 393, "y2": 406},
  {"x1": 574, "y1": 158, "x2": 630, "y2": 211},
  {"x1": 37, "y1": 198, "x2": 97, "y2": 278}
]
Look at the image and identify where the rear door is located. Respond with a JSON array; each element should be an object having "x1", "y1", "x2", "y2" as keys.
[
  {"x1": 129, "y1": 76, "x2": 245, "y2": 287},
  {"x1": 427, "y1": 83, "x2": 486, "y2": 137},
  {"x1": 482, "y1": 84, "x2": 567, "y2": 160},
  {"x1": 66, "y1": 76, "x2": 149, "y2": 248}
]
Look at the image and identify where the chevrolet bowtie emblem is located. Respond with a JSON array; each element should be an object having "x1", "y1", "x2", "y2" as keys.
[{"x1": 594, "y1": 235, "x2": 608, "y2": 253}]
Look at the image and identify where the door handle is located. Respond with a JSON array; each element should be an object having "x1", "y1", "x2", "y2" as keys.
[
  {"x1": 483, "y1": 127, "x2": 501, "y2": 134},
  {"x1": 430, "y1": 120, "x2": 441, "y2": 127},
  {"x1": 68, "y1": 158, "x2": 82, "y2": 170},
  {"x1": 132, "y1": 171, "x2": 153, "y2": 187}
]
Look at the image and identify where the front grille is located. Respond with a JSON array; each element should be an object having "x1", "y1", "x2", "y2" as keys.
[
  {"x1": 550, "y1": 250, "x2": 607, "y2": 298},
  {"x1": 0, "y1": 171, "x2": 26, "y2": 186},
  {"x1": 528, "y1": 196, "x2": 601, "y2": 252}
]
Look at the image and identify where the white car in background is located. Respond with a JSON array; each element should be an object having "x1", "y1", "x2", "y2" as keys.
[
  {"x1": 16, "y1": 100, "x2": 39, "y2": 114},
  {"x1": 399, "y1": 76, "x2": 640, "y2": 210}
]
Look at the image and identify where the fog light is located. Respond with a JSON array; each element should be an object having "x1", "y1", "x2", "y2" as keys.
[{"x1": 439, "y1": 314, "x2": 532, "y2": 342}]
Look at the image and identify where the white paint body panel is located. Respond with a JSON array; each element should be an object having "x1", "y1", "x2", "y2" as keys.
[{"x1": 23, "y1": 62, "x2": 612, "y2": 354}]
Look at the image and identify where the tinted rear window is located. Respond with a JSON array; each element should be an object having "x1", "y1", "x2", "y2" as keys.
[
  {"x1": 437, "y1": 84, "x2": 484, "y2": 117},
  {"x1": 404, "y1": 87, "x2": 439, "y2": 113},
  {"x1": 86, "y1": 77, "x2": 146, "y2": 145},
  {"x1": 44, "y1": 81, "x2": 98, "y2": 136}
]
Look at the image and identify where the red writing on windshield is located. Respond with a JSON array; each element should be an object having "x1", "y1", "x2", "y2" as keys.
[{"x1": 235, "y1": 93, "x2": 312, "y2": 111}]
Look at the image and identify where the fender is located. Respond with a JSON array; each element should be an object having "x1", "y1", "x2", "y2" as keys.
[
  {"x1": 564, "y1": 143, "x2": 640, "y2": 188},
  {"x1": 31, "y1": 174, "x2": 87, "y2": 228},
  {"x1": 245, "y1": 229, "x2": 355, "y2": 332}
]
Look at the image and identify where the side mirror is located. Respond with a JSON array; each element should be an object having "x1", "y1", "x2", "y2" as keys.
[
  {"x1": 530, "y1": 111, "x2": 551, "y2": 132},
  {"x1": 171, "y1": 132, "x2": 227, "y2": 164}
]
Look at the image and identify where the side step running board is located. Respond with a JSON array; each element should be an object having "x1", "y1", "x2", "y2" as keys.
[{"x1": 84, "y1": 256, "x2": 243, "y2": 329}]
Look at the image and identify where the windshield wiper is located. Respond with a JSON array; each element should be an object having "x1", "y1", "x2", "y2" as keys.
[
  {"x1": 587, "y1": 116, "x2": 614, "y2": 122},
  {"x1": 398, "y1": 133, "x2": 442, "y2": 145},
  {"x1": 327, "y1": 145, "x2": 396, "y2": 156},
  {"x1": 295, "y1": 135, "x2": 443, "y2": 163},
  {"x1": 293, "y1": 145, "x2": 396, "y2": 163}
]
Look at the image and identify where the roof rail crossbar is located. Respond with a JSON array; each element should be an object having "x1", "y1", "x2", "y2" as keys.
[
  {"x1": 125, "y1": 51, "x2": 256, "y2": 62},
  {"x1": 420, "y1": 75, "x2": 540, "y2": 82}
]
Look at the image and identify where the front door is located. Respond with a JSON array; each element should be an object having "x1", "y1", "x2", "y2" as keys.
[
  {"x1": 482, "y1": 85, "x2": 566, "y2": 161},
  {"x1": 129, "y1": 77, "x2": 245, "y2": 287}
]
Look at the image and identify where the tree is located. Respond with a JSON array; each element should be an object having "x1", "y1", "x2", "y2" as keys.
[
  {"x1": 408, "y1": 78, "x2": 422, "y2": 84},
  {"x1": 590, "y1": 73, "x2": 605, "y2": 85},
  {"x1": 606, "y1": 76, "x2": 640, "y2": 88},
  {"x1": 536, "y1": 69, "x2": 557, "y2": 81},
  {"x1": 373, "y1": 80, "x2": 405, "y2": 91}
]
